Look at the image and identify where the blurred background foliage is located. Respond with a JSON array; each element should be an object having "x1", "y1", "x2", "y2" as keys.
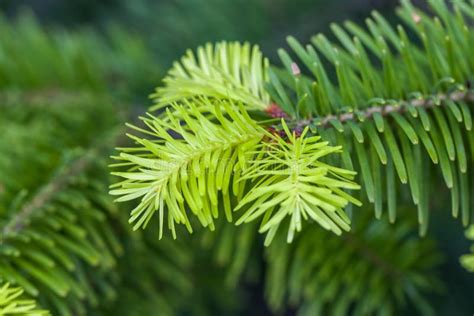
[
  {"x1": 0, "y1": 0, "x2": 473, "y2": 315},
  {"x1": 0, "y1": 0, "x2": 404, "y2": 66}
]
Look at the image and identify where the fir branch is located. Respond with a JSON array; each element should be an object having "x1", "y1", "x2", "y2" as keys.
[
  {"x1": 268, "y1": 0, "x2": 474, "y2": 231},
  {"x1": 316, "y1": 90, "x2": 474, "y2": 128},
  {"x1": 1, "y1": 128, "x2": 124, "y2": 240},
  {"x1": 1, "y1": 156, "x2": 89, "y2": 238},
  {"x1": 265, "y1": 212, "x2": 441, "y2": 315}
]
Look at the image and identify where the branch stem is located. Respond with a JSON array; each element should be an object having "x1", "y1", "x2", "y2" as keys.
[
  {"x1": 316, "y1": 90, "x2": 473, "y2": 128},
  {"x1": 0, "y1": 127, "x2": 126, "y2": 241}
]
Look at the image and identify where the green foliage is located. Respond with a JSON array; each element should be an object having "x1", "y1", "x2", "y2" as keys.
[
  {"x1": 114, "y1": 0, "x2": 474, "y2": 243},
  {"x1": 0, "y1": 11, "x2": 159, "y2": 97},
  {"x1": 0, "y1": 91, "x2": 123, "y2": 315},
  {"x1": 0, "y1": 15, "x2": 250, "y2": 316},
  {"x1": 150, "y1": 41, "x2": 270, "y2": 112},
  {"x1": 271, "y1": 0, "x2": 474, "y2": 231},
  {"x1": 110, "y1": 98, "x2": 364, "y2": 242},
  {"x1": 1, "y1": 0, "x2": 474, "y2": 315},
  {"x1": 0, "y1": 91, "x2": 204, "y2": 315},
  {"x1": 0, "y1": 283, "x2": 49, "y2": 315},
  {"x1": 265, "y1": 210, "x2": 442, "y2": 316},
  {"x1": 236, "y1": 123, "x2": 360, "y2": 245},
  {"x1": 111, "y1": 98, "x2": 265, "y2": 236},
  {"x1": 110, "y1": 0, "x2": 474, "y2": 313}
]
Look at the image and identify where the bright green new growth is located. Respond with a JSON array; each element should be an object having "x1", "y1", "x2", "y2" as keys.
[
  {"x1": 236, "y1": 123, "x2": 360, "y2": 245},
  {"x1": 150, "y1": 41, "x2": 270, "y2": 112},
  {"x1": 111, "y1": 98, "x2": 265, "y2": 237},
  {"x1": 0, "y1": 283, "x2": 49, "y2": 315},
  {"x1": 112, "y1": 0, "x2": 474, "y2": 249},
  {"x1": 110, "y1": 98, "x2": 360, "y2": 241}
]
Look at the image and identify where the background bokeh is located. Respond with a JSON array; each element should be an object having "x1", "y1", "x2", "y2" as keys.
[{"x1": 1, "y1": 0, "x2": 405, "y2": 66}]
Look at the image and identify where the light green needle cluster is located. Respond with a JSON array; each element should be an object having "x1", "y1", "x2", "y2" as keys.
[
  {"x1": 110, "y1": 99, "x2": 360, "y2": 242},
  {"x1": 150, "y1": 41, "x2": 270, "y2": 112},
  {"x1": 110, "y1": 98, "x2": 265, "y2": 237},
  {"x1": 0, "y1": 283, "x2": 49, "y2": 315},
  {"x1": 236, "y1": 122, "x2": 360, "y2": 245}
]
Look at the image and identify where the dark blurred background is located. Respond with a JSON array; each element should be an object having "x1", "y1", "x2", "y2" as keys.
[{"x1": 0, "y1": 0, "x2": 404, "y2": 67}]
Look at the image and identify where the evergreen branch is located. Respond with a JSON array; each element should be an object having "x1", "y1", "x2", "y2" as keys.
[
  {"x1": 115, "y1": 0, "x2": 474, "y2": 244},
  {"x1": 93, "y1": 0, "x2": 474, "y2": 312},
  {"x1": 316, "y1": 90, "x2": 474, "y2": 127},
  {"x1": 265, "y1": 211, "x2": 442, "y2": 315},
  {"x1": 0, "y1": 92, "x2": 126, "y2": 315},
  {"x1": 110, "y1": 98, "x2": 265, "y2": 237},
  {"x1": 1, "y1": 156, "x2": 90, "y2": 238},
  {"x1": 268, "y1": 0, "x2": 474, "y2": 232},
  {"x1": 1, "y1": 126, "x2": 124, "y2": 240}
]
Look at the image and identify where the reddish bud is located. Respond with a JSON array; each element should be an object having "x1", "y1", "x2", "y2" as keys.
[{"x1": 265, "y1": 103, "x2": 289, "y2": 118}]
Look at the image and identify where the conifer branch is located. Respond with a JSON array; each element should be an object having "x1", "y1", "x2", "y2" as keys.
[
  {"x1": 317, "y1": 90, "x2": 474, "y2": 127},
  {"x1": 265, "y1": 212, "x2": 441, "y2": 314},
  {"x1": 115, "y1": 0, "x2": 474, "y2": 244},
  {"x1": 1, "y1": 156, "x2": 89, "y2": 238},
  {"x1": 1, "y1": 129, "x2": 123, "y2": 240}
]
